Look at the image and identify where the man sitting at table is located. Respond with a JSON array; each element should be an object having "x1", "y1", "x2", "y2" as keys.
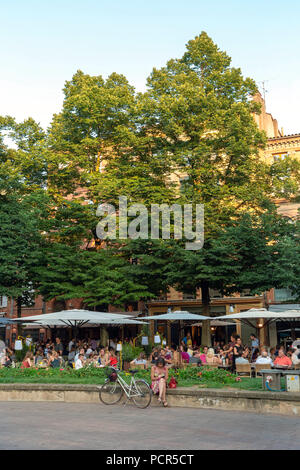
[
  {"x1": 273, "y1": 349, "x2": 292, "y2": 367},
  {"x1": 235, "y1": 350, "x2": 249, "y2": 365},
  {"x1": 291, "y1": 348, "x2": 300, "y2": 366},
  {"x1": 255, "y1": 350, "x2": 273, "y2": 365},
  {"x1": 130, "y1": 352, "x2": 148, "y2": 368}
]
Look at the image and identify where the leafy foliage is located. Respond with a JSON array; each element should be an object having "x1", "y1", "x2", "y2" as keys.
[
  {"x1": 0, "y1": 32, "x2": 299, "y2": 314},
  {"x1": 0, "y1": 365, "x2": 249, "y2": 389},
  {"x1": 121, "y1": 343, "x2": 144, "y2": 363}
]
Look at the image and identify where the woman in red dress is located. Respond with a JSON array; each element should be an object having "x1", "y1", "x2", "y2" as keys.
[{"x1": 21, "y1": 352, "x2": 33, "y2": 368}]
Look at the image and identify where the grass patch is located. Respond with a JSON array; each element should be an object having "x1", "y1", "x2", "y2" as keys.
[{"x1": 0, "y1": 366, "x2": 270, "y2": 391}]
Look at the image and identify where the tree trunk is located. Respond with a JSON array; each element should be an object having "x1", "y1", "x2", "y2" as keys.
[
  {"x1": 17, "y1": 297, "x2": 22, "y2": 318},
  {"x1": 290, "y1": 320, "x2": 296, "y2": 341},
  {"x1": 201, "y1": 281, "x2": 211, "y2": 347},
  {"x1": 100, "y1": 327, "x2": 109, "y2": 347}
]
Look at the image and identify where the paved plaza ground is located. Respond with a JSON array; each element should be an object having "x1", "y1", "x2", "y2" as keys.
[{"x1": 0, "y1": 401, "x2": 299, "y2": 450}]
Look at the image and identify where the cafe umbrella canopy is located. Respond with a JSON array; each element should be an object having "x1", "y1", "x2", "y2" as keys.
[
  {"x1": 139, "y1": 310, "x2": 211, "y2": 344},
  {"x1": 192, "y1": 319, "x2": 237, "y2": 327},
  {"x1": 12, "y1": 309, "x2": 135, "y2": 339},
  {"x1": 22, "y1": 318, "x2": 148, "y2": 327},
  {"x1": 12, "y1": 309, "x2": 132, "y2": 327},
  {"x1": 217, "y1": 308, "x2": 300, "y2": 330},
  {"x1": 139, "y1": 311, "x2": 211, "y2": 321}
]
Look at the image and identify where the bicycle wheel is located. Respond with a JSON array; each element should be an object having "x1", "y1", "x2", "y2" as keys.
[
  {"x1": 99, "y1": 380, "x2": 123, "y2": 405},
  {"x1": 132, "y1": 380, "x2": 152, "y2": 409}
]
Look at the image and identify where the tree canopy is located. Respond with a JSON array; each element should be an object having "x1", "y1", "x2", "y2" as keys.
[{"x1": 0, "y1": 32, "x2": 299, "y2": 317}]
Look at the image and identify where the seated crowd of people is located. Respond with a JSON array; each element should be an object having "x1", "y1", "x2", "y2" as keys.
[
  {"x1": 144, "y1": 332, "x2": 300, "y2": 371},
  {"x1": 1, "y1": 333, "x2": 300, "y2": 373},
  {"x1": 0, "y1": 337, "x2": 120, "y2": 370}
]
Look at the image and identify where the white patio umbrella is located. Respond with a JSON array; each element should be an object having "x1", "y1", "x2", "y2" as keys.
[
  {"x1": 139, "y1": 310, "x2": 211, "y2": 344},
  {"x1": 139, "y1": 310, "x2": 210, "y2": 321},
  {"x1": 29, "y1": 317, "x2": 148, "y2": 328},
  {"x1": 217, "y1": 308, "x2": 300, "y2": 330},
  {"x1": 12, "y1": 309, "x2": 131, "y2": 328},
  {"x1": 192, "y1": 319, "x2": 237, "y2": 327},
  {"x1": 20, "y1": 316, "x2": 148, "y2": 348},
  {"x1": 85, "y1": 318, "x2": 147, "y2": 325}
]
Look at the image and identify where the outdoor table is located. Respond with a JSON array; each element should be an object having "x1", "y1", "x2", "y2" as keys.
[{"x1": 271, "y1": 364, "x2": 291, "y2": 370}]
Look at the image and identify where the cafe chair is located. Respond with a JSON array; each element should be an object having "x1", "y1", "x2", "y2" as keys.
[
  {"x1": 236, "y1": 363, "x2": 252, "y2": 378},
  {"x1": 254, "y1": 363, "x2": 268, "y2": 378}
]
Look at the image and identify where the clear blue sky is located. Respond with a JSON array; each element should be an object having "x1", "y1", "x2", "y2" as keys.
[{"x1": 1, "y1": 0, "x2": 299, "y2": 133}]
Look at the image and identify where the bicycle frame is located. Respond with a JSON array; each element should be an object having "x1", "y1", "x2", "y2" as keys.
[{"x1": 116, "y1": 372, "x2": 144, "y2": 399}]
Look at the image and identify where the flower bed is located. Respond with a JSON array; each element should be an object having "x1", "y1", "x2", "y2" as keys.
[{"x1": 0, "y1": 365, "x2": 263, "y2": 390}]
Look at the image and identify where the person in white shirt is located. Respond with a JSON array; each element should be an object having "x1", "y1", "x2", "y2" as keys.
[
  {"x1": 130, "y1": 353, "x2": 147, "y2": 367},
  {"x1": 74, "y1": 348, "x2": 85, "y2": 362},
  {"x1": 291, "y1": 348, "x2": 300, "y2": 365},
  {"x1": 235, "y1": 350, "x2": 250, "y2": 364},
  {"x1": 75, "y1": 354, "x2": 85, "y2": 370},
  {"x1": 85, "y1": 348, "x2": 93, "y2": 357},
  {"x1": 109, "y1": 338, "x2": 117, "y2": 350},
  {"x1": 255, "y1": 351, "x2": 273, "y2": 365},
  {"x1": 0, "y1": 340, "x2": 6, "y2": 357}
]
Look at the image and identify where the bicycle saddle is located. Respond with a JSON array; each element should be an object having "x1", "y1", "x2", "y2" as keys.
[{"x1": 128, "y1": 369, "x2": 139, "y2": 374}]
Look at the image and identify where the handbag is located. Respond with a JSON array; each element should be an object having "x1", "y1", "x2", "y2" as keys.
[{"x1": 168, "y1": 376, "x2": 177, "y2": 389}]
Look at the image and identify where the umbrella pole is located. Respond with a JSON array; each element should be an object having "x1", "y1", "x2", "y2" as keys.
[
  {"x1": 74, "y1": 321, "x2": 77, "y2": 344},
  {"x1": 201, "y1": 320, "x2": 211, "y2": 347}
]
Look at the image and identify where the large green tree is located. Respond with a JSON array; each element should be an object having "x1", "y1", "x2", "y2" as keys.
[
  {"x1": 0, "y1": 169, "x2": 49, "y2": 316},
  {"x1": 1, "y1": 32, "x2": 299, "y2": 327}
]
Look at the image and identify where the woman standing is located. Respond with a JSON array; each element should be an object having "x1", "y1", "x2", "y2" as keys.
[
  {"x1": 151, "y1": 357, "x2": 169, "y2": 407},
  {"x1": 233, "y1": 336, "x2": 243, "y2": 370}
]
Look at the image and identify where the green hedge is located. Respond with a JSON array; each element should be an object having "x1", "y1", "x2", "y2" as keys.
[{"x1": 0, "y1": 365, "x2": 239, "y2": 386}]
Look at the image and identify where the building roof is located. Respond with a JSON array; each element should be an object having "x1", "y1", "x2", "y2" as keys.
[{"x1": 268, "y1": 133, "x2": 300, "y2": 140}]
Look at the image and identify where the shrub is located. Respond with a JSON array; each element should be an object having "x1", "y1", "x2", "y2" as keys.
[
  {"x1": 14, "y1": 344, "x2": 31, "y2": 362},
  {"x1": 171, "y1": 366, "x2": 237, "y2": 385},
  {"x1": 121, "y1": 343, "x2": 144, "y2": 363}
]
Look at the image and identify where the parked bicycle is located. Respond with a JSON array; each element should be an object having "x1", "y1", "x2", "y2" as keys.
[{"x1": 98, "y1": 367, "x2": 152, "y2": 409}]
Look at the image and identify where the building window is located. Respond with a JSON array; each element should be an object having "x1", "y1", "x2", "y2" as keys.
[
  {"x1": 209, "y1": 289, "x2": 223, "y2": 298},
  {"x1": 0, "y1": 296, "x2": 8, "y2": 308},
  {"x1": 274, "y1": 288, "x2": 297, "y2": 302},
  {"x1": 156, "y1": 294, "x2": 167, "y2": 301},
  {"x1": 273, "y1": 153, "x2": 289, "y2": 162},
  {"x1": 182, "y1": 293, "x2": 196, "y2": 300},
  {"x1": 240, "y1": 289, "x2": 251, "y2": 297}
]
